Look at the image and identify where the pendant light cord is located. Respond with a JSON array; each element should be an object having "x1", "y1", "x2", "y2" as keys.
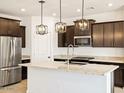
[
  {"x1": 82, "y1": 0, "x2": 84, "y2": 19},
  {"x1": 60, "y1": 0, "x2": 62, "y2": 22},
  {"x1": 40, "y1": 1, "x2": 44, "y2": 24}
]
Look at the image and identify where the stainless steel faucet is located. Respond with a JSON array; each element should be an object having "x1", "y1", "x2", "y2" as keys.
[{"x1": 67, "y1": 44, "x2": 74, "y2": 66}]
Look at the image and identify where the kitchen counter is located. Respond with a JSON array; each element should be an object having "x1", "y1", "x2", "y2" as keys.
[
  {"x1": 19, "y1": 62, "x2": 118, "y2": 76},
  {"x1": 22, "y1": 55, "x2": 30, "y2": 60},
  {"x1": 54, "y1": 55, "x2": 124, "y2": 64},
  {"x1": 20, "y1": 61, "x2": 118, "y2": 93}
]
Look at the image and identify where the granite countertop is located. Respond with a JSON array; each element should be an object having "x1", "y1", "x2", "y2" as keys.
[
  {"x1": 19, "y1": 61, "x2": 118, "y2": 76},
  {"x1": 54, "y1": 55, "x2": 124, "y2": 64},
  {"x1": 22, "y1": 55, "x2": 30, "y2": 60}
]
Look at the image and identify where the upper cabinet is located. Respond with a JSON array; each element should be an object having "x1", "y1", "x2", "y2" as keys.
[
  {"x1": 114, "y1": 22, "x2": 124, "y2": 47},
  {"x1": 0, "y1": 18, "x2": 9, "y2": 36},
  {"x1": 92, "y1": 21, "x2": 124, "y2": 47},
  {"x1": 104, "y1": 23, "x2": 114, "y2": 47},
  {"x1": 92, "y1": 24, "x2": 104, "y2": 47},
  {"x1": 58, "y1": 25, "x2": 74, "y2": 47},
  {"x1": 20, "y1": 26, "x2": 26, "y2": 48},
  {"x1": 0, "y1": 17, "x2": 20, "y2": 37}
]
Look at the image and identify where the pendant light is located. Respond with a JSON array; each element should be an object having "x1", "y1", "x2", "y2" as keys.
[
  {"x1": 36, "y1": 0, "x2": 48, "y2": 35},
  {"x1": 75, "y1": 0, "x2": 89, "y2": 31},
  {"x1": 55, "y1": 0, "x2": 66, "y2": 33}
]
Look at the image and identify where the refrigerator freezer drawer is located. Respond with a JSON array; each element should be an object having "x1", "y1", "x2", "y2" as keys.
[{"x1": 0, "y1": 66, "x2": 21, "y2": 87}]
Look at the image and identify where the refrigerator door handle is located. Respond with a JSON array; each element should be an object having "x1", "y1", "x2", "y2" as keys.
[{"x1": 1, "y1": 66, "x2": 21, "y2": 71}]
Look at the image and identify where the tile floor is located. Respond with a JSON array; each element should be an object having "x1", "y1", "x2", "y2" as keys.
[{"x1": 0, "y1": 80, "x2": 124, "y2": 93}]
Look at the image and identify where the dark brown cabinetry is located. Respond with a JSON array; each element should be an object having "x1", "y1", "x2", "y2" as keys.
[
  {"x1": 58, "y1": 25, "x2": 74, "y2": 47},
  {"x1": 20, "y1": 26, "x2": 26, "y2": 48},
  {"x1": 114, "y1": 68, "x2": 124, "y2": 87},
  {"x1": 92, "y1": 21, "x2": 124, "y2": 47},
  {"x1": 92, "y1": 24, "x2": 104, "y2": 47},
  {"x1": 22, "y1": 59, "x2": 30, "y2": 80},
  {"x1": 0, "y1": 18, "x2": 8, "y2": 36},
  {"x1": 0, "y1": 17, "x2": 20, "y2": 37},
  {"x1": 104, "y1": 23, "x2": 114, "y2": 47},
  {"x1": 114, "y1": 22, "x2": 124, "y2": 47}
]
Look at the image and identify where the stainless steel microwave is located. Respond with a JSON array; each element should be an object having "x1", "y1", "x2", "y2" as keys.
[{"x1": 74, "y1": 36, "x2": 91, "y2": 47}]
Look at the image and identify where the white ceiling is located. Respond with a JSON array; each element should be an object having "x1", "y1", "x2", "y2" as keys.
[{"x1": 0, "y1": 0, "x2": 124, "y2": 18}]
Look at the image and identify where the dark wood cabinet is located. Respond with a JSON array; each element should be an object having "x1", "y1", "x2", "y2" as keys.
[
  {"x1": 92, "y1": 24, "x2": 104, "y2": 47},
  {"x1": 58, "y1": 25, "x2": 74, "y2": 47},
  {"x1": 22, "y1": 59, "x2": 30, "y2": 80},
  {"x1": 92, "y1": 21, "x2": 124, "y2": 47},
  {"x1": 103, "y1": 23, "x2": 114, "y2": 47},
  {"x1": 58, "y1": 33, "x2": 66, "y2": 47},
  {"x1": 0, "y1": 18, "x2": 9, "y2": 36},
  {"x1": 114, "y1": 22, "x2": 124, "y2": 47},
  {"x1": 20, "y1": 26, "x2": 26, "y2": 48},
  {"x1": 114, "y1": 68, "x2": 124, "y2": 87},
  {"x1": 8, "y1": 20, "x2": 20, "y2": 37},
  {"x1": 65, "y1": 26, "x2": 74, "y2": 46},
  {"x1": 0, "y1": 17, "x2": 20, "y2": 37}
]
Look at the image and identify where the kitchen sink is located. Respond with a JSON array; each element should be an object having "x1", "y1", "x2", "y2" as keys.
[{"x1": 69, "y1": 56, "x2": 94, "y2": 64}]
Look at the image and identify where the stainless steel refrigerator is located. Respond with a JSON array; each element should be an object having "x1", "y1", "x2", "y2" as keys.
[{"x1": 0, "y1": 36, "x2": 22, "y2": 87}]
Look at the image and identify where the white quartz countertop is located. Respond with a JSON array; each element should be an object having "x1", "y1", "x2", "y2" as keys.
[
  {"x1": 19, "y1": 61, "x2": 119, "y2": 76},
  {"x1": 54, "y1": 55, "x2": 124, "y2": 64},
  {"x1": 22, "y1": 55, "x2": 30, "y2": 60}
]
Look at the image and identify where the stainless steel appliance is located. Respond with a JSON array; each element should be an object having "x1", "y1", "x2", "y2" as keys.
[
  {"x1": 0, "y1": 36, "x2": 21, "y2": 87},
  {"x1": 74, "y1": 36, "x2": 91, "y2": 47}
]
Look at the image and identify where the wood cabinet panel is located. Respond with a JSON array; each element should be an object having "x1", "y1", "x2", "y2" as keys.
[
  {"x1": 58, "y1": 25, "x2": 74, "y2": 47},
  {"x1": 0, "y1": 18, "x2": 9, "y2": 36},
  {"x1": 8, "y1": 20, "x2": 20, "y2": 37},
  {"x1": 114, "y1": 69, "x2": 124, "y2": 87},
  {"x1": 20, "y1": 26, "x2": 26, "y2": 48},
  {"x1": 114, "y1": 22, "x2": 124, "y2": 47},
  {"x1": 92, "y1": 24, "x2": 104, "y2": 47},
  {"x1": 103, "y1": 23, "x2": 114, "y2": 47},
  {"x1": 65, "y1": 26, "x2": 74, "y2": 46},
  {"x1": 0, "y1": 18, "x2": 20, "y2": 37}
]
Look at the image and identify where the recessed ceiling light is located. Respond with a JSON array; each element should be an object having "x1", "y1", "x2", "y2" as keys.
[
  {"x1": 21, "y1": 8, "x2": 26, "y2": 12},
  {"x1": 108, "y1": 3, "x2": 113, "y2": 7},
  {"x1": 77, "y1": 9, "x2": 81, "y2": 12},
  {"x1": 52, "y1": 13, "x2": 56, "y2": 16}
]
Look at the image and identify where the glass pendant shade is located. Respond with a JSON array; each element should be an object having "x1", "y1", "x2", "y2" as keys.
[
  {"x1": 55, "y1": 22, "x2": 66, "y2": 33},
  {"x1": 55, "y1": 0, "x2": 66, "y2": 33},
  {"x1": 36, "y1": 24, "x2": 48, "y2": 35},
  {"x1": 76, "y1": 19, "x2": 89, "y2": 31},
  {"x1": 74, "y1": 0, "x2": 89, "y2": 31}
]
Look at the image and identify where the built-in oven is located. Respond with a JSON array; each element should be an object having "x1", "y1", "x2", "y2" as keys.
[{"x1": 74, "y1": 36, "x2": 91, "y2": 47}]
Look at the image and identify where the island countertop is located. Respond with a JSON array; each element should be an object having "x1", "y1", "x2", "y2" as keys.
[
  {"x1": 54, "y1": 55, "x2": 124, "y2": 64},
  {"x1": 19, "y1": 61, "x2": 119, "y2": 76}
]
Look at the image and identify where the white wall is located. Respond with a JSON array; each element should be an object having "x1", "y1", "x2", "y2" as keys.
[
  {"x1": 20, "y1": 17, "x2": 31, "y2": 55},
  {"x1": 53, "y1": 10, "x2": 124, "y2": 57},
  {"x1": 31, "y1": 16, "x2": 56, "y2": 62}
]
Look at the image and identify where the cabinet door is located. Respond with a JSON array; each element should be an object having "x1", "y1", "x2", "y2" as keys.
[
  {"x1": 0, "y1": 18, "x2": 9, "y2": 36},
  {"x1": 20, "y1": 26, "x2": 26, "y2": 48},
  {"x1": 65, "y1": 26, "x2": 74, "y2": 46},
  {"x1": 92, "y1": 24, "x2": 104, "y2": 47},
  {"x1": 104, "y1": 23, "x2": 114, "y2": 47},
  {"x1": 8, "y1": 20, "x2": 20, "y2": 37},
  {"x1": 114, "y1": 69, "x2": 124, "y2": 87},
  {"x1": 114, "y1": 22, "x2": 124, "y2": 47},
  {"x1": 58, "y1": 33, "x2": 66, "y2": 47}
]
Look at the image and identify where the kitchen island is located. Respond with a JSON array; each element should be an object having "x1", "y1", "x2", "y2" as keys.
[{"x1": 20, "y1": 62, "x2": 118, "y2": 93}]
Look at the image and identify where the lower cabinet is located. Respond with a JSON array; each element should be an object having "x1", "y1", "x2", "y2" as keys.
[
  {"x1": 114, "y1": 68, "x2": 124, "y2": 87},
  {"x1": 22, "y1": 59, "x2": 30, "y2": 80}
]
